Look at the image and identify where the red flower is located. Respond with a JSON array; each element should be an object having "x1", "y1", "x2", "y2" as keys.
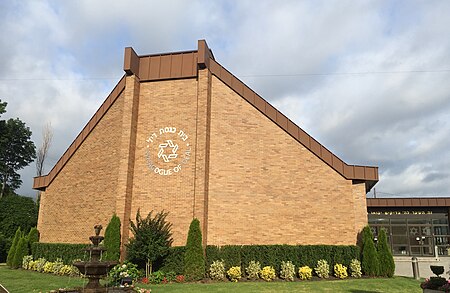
[
  {"x1": 176, "y1": 275, "x2": 185, "y2": 283},
  {"x1": 141, "y1": 277, "x2": 149, "y2": 284}
]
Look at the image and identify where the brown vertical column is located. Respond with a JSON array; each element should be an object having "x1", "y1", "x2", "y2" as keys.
[
  {"x1": 193, "y1": 40, "x2": 213, "y2": 246},
  {"x1": 193, "y1": 68, "x2": 212, "y2": 246},
  {"x1": 115, "y1": 73, "x2": 140, "y2": 261}
]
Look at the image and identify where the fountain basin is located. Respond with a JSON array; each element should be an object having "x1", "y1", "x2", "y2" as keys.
[{"x1": 73, "y1": 261, "x2": 117, "y2": 276}]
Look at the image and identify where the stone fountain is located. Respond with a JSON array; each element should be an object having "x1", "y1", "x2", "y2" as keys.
[{"x1": 74, "y1": 225, "x2": 117, "y2": 293}]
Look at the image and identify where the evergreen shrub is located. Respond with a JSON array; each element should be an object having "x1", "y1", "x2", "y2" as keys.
[
  {"x1": 184, "y1": 218, "x2": 205, "y2": 281},
  {"x1": 31, "y1": 242, "x2": 89, "y2": 264},
  {"x1": 6, "y1": 227, "x2": 21, "y2": 267},
  {"x1": 157, "y1": 246, "x2": 185, "y2": 275},
  {"x1": 207, "y1": 244, "x2": 358, "y2": 273},
  {"x1": 361, "y1": 226, "x2": 379, "y2": 276},
  {"x1": 12, "y1": 236, "x2": 28, "y2": 268},
  {"x1": 377, "y1": 229, "x2": 395, "y2": 277},
  {"x1": 103, "y1": 213, "x2": 121, "y2": 261}
]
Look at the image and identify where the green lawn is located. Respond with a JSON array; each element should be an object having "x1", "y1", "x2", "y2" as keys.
[{"x1": 0, "y1": 264, "x2": 422, "y2": 293}]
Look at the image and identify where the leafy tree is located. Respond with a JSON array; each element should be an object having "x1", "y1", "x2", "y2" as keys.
[
  {"x1": 12, "y1": 236, "x2": 28, "y2": 268},
  {"x1": 126, "y1": 210, "x2": 173, "y2": 277},
  {"x1": 377, "y1": 229, "x2": 395, "y2": 277},
  {"x1": 0, "y1": 99, "x2": 36, "y2": 198},
  {"x1": 6, "y1": 227, "x2": 21, "y2": 267},
  {"x1": 0, "y1": 232, "x2": 12, "y2": 263},
  {"x1": 0, "y1": 194, "x2": 37, "y2": 238},
  {"x1": 103, "y1": 213, "x2": 121, "y2": 261},
  {"x1": 184, "y1": 218, "x2": 205, "y2": 281},
  {"x1": 361, "y1": 226, "x2": 379, "y2": 276}
]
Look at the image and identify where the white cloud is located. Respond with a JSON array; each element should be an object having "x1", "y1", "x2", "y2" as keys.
[{"x1": 0, "y1": 0, "x2": 449, "y2": 197}]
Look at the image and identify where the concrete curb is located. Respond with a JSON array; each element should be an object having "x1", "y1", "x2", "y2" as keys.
[{"x1": 0, "y1": 284, "x2": 9, "y2": 293}]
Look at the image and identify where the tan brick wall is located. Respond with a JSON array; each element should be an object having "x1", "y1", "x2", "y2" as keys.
[
  {"x1": 129, "y1": 78, "x2": 199, "y2": 246},
  {"x1": 38, "y1": 92, "x2": 125, "y2": 243},
  {"x1": 37, "y1": 69, "x2": 368, "y2": 248},
  {"x1": 207, "y1": 76, "x2": 367, "y2": 245}
]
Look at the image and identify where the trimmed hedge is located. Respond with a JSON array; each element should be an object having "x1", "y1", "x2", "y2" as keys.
[
  {"x1": 31, "y1": 242, "x2": 89, "y2": 264},
  {"x1": 157, "y1": 246, "x2": 185, "y2": 275},
  {"x1": 207, "y1": 244, "x2": 359, "y2": 273}
]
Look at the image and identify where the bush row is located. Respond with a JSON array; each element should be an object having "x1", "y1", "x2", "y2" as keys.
[
  {"x1": 209, "y1": 259, "x2": 362, "y2": 282},
  {"x1": 32, "y1": 242, "x2": 358, "y2": 276},
  {"x1": 31, "y1": 242, "x2": 89, "y2": 264},
  {"x1": 22, "y1": 255, "x2": 80, "y2": 276},
  {"x1": 205, "y1": 244, "x2": 359, "y2": 273}
]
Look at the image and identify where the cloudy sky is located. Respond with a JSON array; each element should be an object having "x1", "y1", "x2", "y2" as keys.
[{"x1": 1, "y1": 0, "x2": 449, "y2": 199}]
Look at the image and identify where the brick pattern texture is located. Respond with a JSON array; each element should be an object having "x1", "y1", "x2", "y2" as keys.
[
  {"x1": 37, "y1": 68, "x2": 368, "y2": 249},
  {"x1": 38, "y1": 92, "x2": 125, "y2": 243}
]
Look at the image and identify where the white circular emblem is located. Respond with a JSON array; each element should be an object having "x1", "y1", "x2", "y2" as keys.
[{"x1": 145, "y1": 127, "x2": 191, "y2": 176}]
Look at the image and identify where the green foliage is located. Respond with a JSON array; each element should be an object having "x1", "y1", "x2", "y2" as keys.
[
  {"x1": 0, "y1": 100, "x2": 36, "y2": 197},
  {"x1": 6, "y1": 227, "x2": 21, "y2": 267},
  {"x1": 361, "y1": 226, "x2": 379, "y2": 276},
  {"x1": 22, "y1": 255, "x2": 33, "y2": 269},
  {"x1": 12, "y1": 236, "x2": 28, "y2": 268},
  {"x1": 260, "y1": 266, "x2": 276, "y2": 281},
  {"x1": 334, "y1": 263, "x2": 348, "y2": 279},
  {"x1": 209, "y1": 259, "x2": 226, "y2": 281},
  {"x1": 314, "y1": 259, "x2": 330, "y2": 278},
  {"x1": 350, "y1": 259, "x2": 362, "y2": 278},
  {"x1": 227, "y1": 266, "x2": 242, "y2": 282},
  {"x1": 31, "y1": 242, "x2": 89, "y2": 264},
  {"x1": 245, "y1": 260, "x2": 261, "y2": 280},
  {"x1": 108, "y1": 261, "x2": 141, "y2": 286},
  {"x1": 157, "y1": 246, "x2": 185, "y2": 275},
  {"x1": 207, "y1": 244, "x2": 358, "y2": 274},
  {"x1": 0, "y1": 194, "x2": 37, "y2": 238},
  {"x1": 0, "y1": 232, "x2": 12, "y2": 263},
  {"x1": 377, "y1": 229, "x2": 395, "y2": 277},
  {"x1": 298, "y1": 266, "x2": 312, "y2": 280},
  {"x1": 280, "y1": 260, "x2": 295, "y2": 281},
  {"x1": 127, "y1": 209, "x2": 173, "y2": 275},
  {"x1": 184, "y1": 218, "x2": 205, "y2": 281},
  {"x1": 103, "y1": 213, "x2": 121, "y2": 261},
  {"x1": 27, "y1": 227, "x2": 39, "y2": 254}
]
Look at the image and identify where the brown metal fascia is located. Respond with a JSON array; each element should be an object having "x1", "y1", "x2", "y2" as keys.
[
  {"x1": 124, "y1": 47, "x2": 140, "y2": 77},
  {"x1": 206, "y1": 58, "x2": 379, "y2": 190},
  {"x1": 32, "y1": 75, "x2": 127, "y2": 191},
  {"x1": 198, "y1": 39, "x2": 214, "y2": 69},
  {"x1": 367, "y1": 197, "x2": 450, "y2": 208}
]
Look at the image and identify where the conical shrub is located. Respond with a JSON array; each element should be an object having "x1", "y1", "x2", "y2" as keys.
[
  {"x1": 361, "y1": 226, "x2": 379, "y2": 276},
  {"x1": 184, "y1": 218, "x2": 204, "y2": 280},
  {"x1": 377, "y1": 229, "x2": 395, "y2": 277},
  {"x1": 6, "y1": 227, "x2": 21, "y2": 267}
]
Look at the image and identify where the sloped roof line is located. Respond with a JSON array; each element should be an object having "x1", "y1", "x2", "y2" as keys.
[
  {"x1": 33, "y1": 75, "x2": 126, "y2": 190},
  {"x1": 34, "y1": 40, "x2": 378, "y2": 192},
  {"x1": 207, "y1": 57, "x2": 378, "y2": 191}
]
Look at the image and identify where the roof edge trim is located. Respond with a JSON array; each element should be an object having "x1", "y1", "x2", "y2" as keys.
[
  {"x1": 207, "y1": 58, "x2": 378, "y2": 191},
  {"x1": 33, "y1": 75, "x2": 127, "y2": 191}
]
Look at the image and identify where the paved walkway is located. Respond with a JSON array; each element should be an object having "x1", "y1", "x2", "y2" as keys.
[{"x1": 394, "y1": 256, "x2": 450, "y2": 278}]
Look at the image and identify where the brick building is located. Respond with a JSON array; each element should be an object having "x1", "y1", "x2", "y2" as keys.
[{"x1": 33, "y1": 40, "x2": 379, "y2": 256}]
